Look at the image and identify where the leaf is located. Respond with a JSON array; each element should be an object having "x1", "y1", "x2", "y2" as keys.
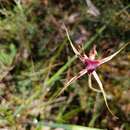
[
  {"x1": 0, "y1": 44, "x2": 16, "y2": 80},
  {"x1": 37, "y1": 122, "x2": 106, "y2": 130},
  {"x1": 0, "y1": 44, "x2": 16, "y2": 66}
]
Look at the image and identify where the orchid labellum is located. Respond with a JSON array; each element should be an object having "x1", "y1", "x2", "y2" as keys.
[{"x1": 59, "y1": 24, "x2": 129, "y2": 117}]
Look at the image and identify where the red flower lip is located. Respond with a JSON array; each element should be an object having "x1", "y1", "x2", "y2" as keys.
[{"x1": 84, "y1": 59, "x2": 100, "y2": 74}]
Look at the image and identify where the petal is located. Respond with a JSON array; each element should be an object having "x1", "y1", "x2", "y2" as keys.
[
  {"x1": 100, "y1": 42, "x2": 129, "y2": 65},
  {"x1": 58, "y1": 69, "x2": 88, "y2": 96},
  {"x1": 92, "y1": 71, "x2": 117, "y2": 118},
  {"x1": 88, "y1": 74, "x2": 101, "y2": 92},
  {"x1": 63, "y1": 24, "x2": 81, "y2": 57},
  {"x1": 89, "y1": 45, "x2": 97, "y2": 60}
]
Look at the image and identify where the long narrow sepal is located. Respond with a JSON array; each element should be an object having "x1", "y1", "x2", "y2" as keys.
[
  {"x1": 88, "y1": 74, "x2": 101, "y2": 92},
  {"x1": 58, "y1": 69, "x2": 88, "y2": 96},
  {"x1": 100, "y1": 42, "x2": 129, "y2": 65},
  {"x1": 63, "y1": 24, "x2": 81, "y2": 57},
  {"x1": 92, "y1": 71, "x2": 118, "y2": 118}
]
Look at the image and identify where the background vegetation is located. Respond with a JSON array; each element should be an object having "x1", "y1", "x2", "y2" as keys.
[{"x1": 0, "y1": 0, "x2": 130, "y2": 129}]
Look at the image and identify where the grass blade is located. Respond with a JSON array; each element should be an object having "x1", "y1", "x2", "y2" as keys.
[{"x1": 37, "y1": 122, "x2": 107, "y2": 130}]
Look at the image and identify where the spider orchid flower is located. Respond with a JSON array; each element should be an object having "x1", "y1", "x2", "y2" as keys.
[{"x1": 60, "y1": 25, "x2": 129, "y2": 117}]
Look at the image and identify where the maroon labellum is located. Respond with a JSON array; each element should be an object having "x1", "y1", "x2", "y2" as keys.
[{"x1": 84, "y1": 59, "x2": 100, "y2": 74}]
